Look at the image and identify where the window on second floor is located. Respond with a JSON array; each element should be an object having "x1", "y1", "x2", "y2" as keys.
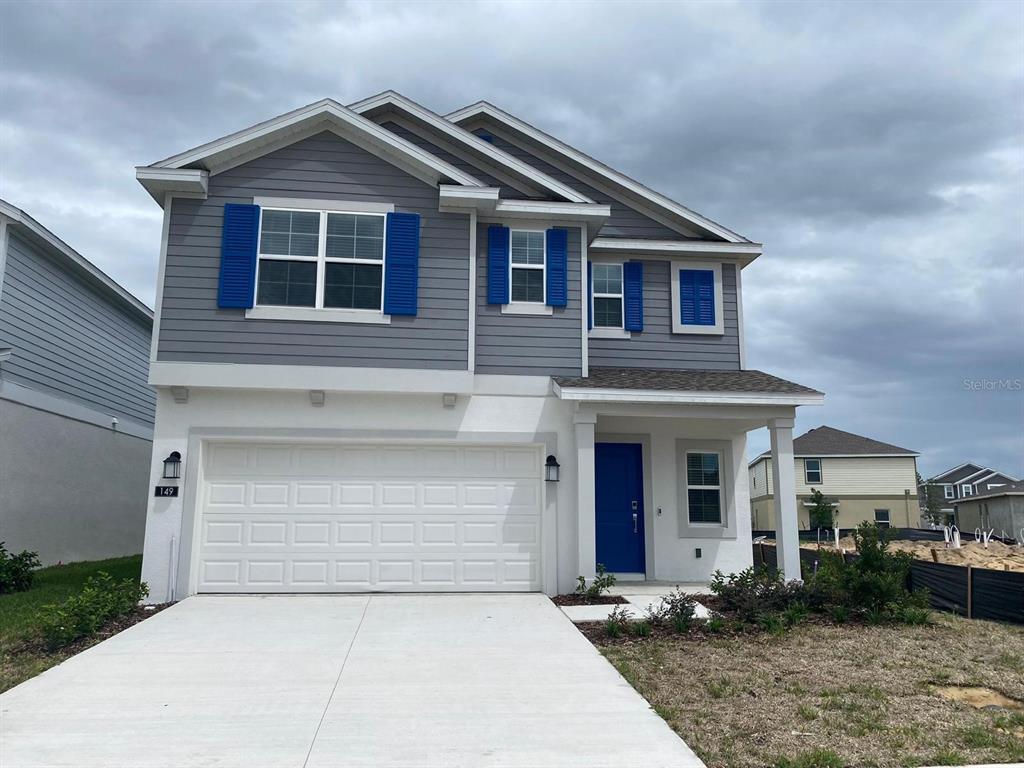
[
  {"x1": 961, "y1": 484, "x2": 974, "y2": 497},
  {"x1": 943, "y1": 484, "x2": 955, "y2": 499},
  {"x1": 509, "y1": 229, "x2": 545, "y2": 303},
  {"x1": 670, "y1": 260, "x2": 724, "y2": 335},
  {"x1": 804, "y1": 458, "x2": 822, "y2": 485},
  {"x1": 591, "y1": 263, "x2": 624, "y2": 328},
  {"x1": 256, "y1": 207, "x2": 386, "y2": 311}
]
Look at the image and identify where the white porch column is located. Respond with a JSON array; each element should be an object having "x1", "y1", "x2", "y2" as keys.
[
  {"x1": 769, "y1": 417, "x2": 802, "y2": 582},
  {"x1": 574, "y1": 410, "x2": 598, "y2": 581}
]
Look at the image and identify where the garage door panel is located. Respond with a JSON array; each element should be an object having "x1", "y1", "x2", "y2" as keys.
[{"x1": 198, "y1": 442, "x2": 543, "y2": 593}]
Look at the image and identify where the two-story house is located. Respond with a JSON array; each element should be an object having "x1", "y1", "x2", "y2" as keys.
[
  {"x1": 921, "y1": 463, "x2": 1020, "y2": 523},
  {"x1": 135, "y1": 92, "x2": 823, "y2": 601},
  {"x1": 748, "y1": 426, "x2": 919, "y2": 530},
  {"x1": 0, "y1": 200, "x2": 155, "y2": 564}
]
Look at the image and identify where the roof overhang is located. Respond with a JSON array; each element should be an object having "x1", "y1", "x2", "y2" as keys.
[
  {"x1": 552, "y1": 382, "x2": 824, "y2": 407},
  {"x1": 0, "y1": 199, "x2": 153, "y2": 323},
  {"x1": 750, "y1": 452, "x2": 920, "y2": 467},
  {"x1": 135, "y1": 168, "x2": 209, "y2": 205},
  {"x1": 590, "y1": 237, "x2": 763, "y2": 266},
  {"x1": 137, "y1": 98, "x2": 489, "y2": 207},
  {"x1": 439, "y1": 185, "x2": 611, "y2": 232},
  {"x1": 446, "y1": 101, "x2": 750, "y2": 243},
  {"x1": 350, "y1": 91, "x2": 594, "y2": 204}
]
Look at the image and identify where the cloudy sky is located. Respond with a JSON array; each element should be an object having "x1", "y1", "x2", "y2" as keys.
[{"x1": 2, "y1": 0, "x2": 1021, "y2": 477}]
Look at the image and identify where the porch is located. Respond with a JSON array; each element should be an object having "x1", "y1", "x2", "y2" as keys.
[{"x1": 553, "y1": 368, "x2": 824, "y2": 586}]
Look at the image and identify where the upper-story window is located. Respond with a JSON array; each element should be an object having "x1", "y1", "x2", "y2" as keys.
[
  {"x1": 943, "y1": 484, "x2": 955, "y2": 499},
  {"x1": 256, "y1": 207, "x2": 386, "y2": 311},
  {"x1": 592, "y1": 263, "x2": 624, "y2": 328},
  {"x1": 961, "y1": 484, "x2": 974, "y2": 497},
  {"x1": 670, "y1": 260, "x2": 724, "y2": 335},
  {"x1": 804, "y1": 458, "x2": 822, "y2": 485},
  {"x1": 509, "y1": 229, "x2": 545, "y2": 303}
]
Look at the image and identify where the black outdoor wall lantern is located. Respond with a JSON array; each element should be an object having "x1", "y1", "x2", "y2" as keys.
[
  {"x1": 545, "y1": 454, "x2": 560, "y2": 482},
  {"x1": 162, "y1": 451, "x2": 182, "y2": 480}
]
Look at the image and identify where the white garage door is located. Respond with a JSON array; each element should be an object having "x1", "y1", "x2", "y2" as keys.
[{"x1": 196, "y1": 441, "x2": 543, "y2": 592}]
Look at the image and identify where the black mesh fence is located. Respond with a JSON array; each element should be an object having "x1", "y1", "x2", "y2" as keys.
[{"x1": 750, "y1": 542, "x2": 1023, "y2": 625}]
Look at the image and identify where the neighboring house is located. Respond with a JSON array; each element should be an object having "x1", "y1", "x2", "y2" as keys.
[
  {"x1": 950, "y1": 480, "x2": 1024, "y2": 540},
  {"x1": 920, "y1": 463, "x2": 1020, "y2": 521},
  {"x1": 0, "y1": 200, "x2": 155, "y2": 564},
  {"x1": 135, "y1": 91, "x2": 823, "y2": 601},
  {"x1": 749, "y1": 426, "x2": 919, "y2": 530}
]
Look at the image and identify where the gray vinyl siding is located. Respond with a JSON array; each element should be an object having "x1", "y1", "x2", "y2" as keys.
[
  {"x1": 588, "y1": 261, "x2": 741, "y2": 371},
  {"x1": 475, "y1": 129, "x2": 697, "y2": 240},
  {"x1": 156, "y1": 131, "x2": 470, "y2": 370},
  {"x1": 0, "y1": 232, "x2": 155, "y2": 425},
  {"x1": 475, "y1": 223, "x2": 582, "y2": 376}
]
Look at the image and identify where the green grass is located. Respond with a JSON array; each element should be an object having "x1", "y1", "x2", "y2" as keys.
[
  {"x1": 0, "y1": 555, "x2": 142, "y2": 691},
  {"x1": 774, "y1": 748, "x2": 846, "y2": 768}
]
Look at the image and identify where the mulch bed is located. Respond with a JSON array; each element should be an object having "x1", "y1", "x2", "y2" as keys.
[
  {"x1": 551, "y1": 594, "x2": 628, "y2": 606},
  {"x1": 7, "y1": 603, "x2": 172, "y2": 659}
]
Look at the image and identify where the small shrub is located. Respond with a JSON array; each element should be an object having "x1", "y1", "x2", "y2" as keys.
[
  {"x1": 575, "y1": 562, "x2": 617, "y2": 599},
  {"x1": 899, "y1": 605, "x2": 932, "y2": 625},
  {"x1": 758, "y1": 612, "x2": 786, "y2": 635},
  {"x1": 645, "y1": 588, "x2": 698, "y2": 629},
  {"x1": 711, "y1": 566, "x2": 807, "y2": 624},
  {"x1": 38, "y1": 572, "x2": 149, "y2": 649},
  {"x1": 0, "y1": 542, "x2": 41, "y2": 594},
  {"x1": 705, "y1": 616, "x2": 724, "y2": 633},
  {"x1": 605, "y1": 604, "x2": 630, "y2": 638},
  {"x1": 631, "y1": 620, "x2": 652, "y2": 637},
  {"x1": 828, "y1": 604, "x2": 849, "y2": 624},
  {"x1": 782, "y1": 601, "x2": 809, "y2": 628},
  {"x1": 672, "y1": 613, "x2": 692, "y2": 634}
]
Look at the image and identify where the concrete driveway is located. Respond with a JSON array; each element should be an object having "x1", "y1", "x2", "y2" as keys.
[{"x1": 0, "y1": 594, "x2": 703, "y2": 768}]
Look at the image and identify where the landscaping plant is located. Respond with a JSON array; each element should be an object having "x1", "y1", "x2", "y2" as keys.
[
  {"x1": 575, "y1": 562, "x2": 617, "y2": 599},
  {"x1": 0, "y1": 542, "x2": 41, "y2": 594},
  {"x1": 710, "y1": 565, "x2": 808, "y2": 625},
  {"x1": 645, "y1": 587, "x2": 699, "y2": 632},
  {"x1": 38, "y1": 572, "x2": 149, "y2": 649},
  {"x1": 604, "y1": 604, "x2": 631, "y2": 638}
]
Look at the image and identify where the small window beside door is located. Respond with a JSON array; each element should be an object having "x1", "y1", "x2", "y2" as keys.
[{"x1": 686, "y1": 452, "x2": 722, "y2": 524}]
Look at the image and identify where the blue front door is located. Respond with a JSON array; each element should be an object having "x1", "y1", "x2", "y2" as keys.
[{"x1": 595, "y1": 442, "x2": 645, "y2": 573}]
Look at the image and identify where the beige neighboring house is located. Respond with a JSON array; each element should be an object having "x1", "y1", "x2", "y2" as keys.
[
  {"x1": 951, "y1": 480, "x2": 1024, "y2": 540},
  {"x1": 749, "y1": 426, "x2": 919, "y2": 531}
]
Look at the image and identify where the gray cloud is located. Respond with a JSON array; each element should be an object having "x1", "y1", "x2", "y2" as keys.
[{"x1": 1, "y1": 0, "x2": 1021, "y2": 477}]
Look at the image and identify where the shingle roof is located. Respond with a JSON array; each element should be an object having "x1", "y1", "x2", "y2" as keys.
[
  {"x1": 754, "y1": 425, "x2": 917, "y2": 460},
  {"x1": 553, "y1": 367, "x2": 822, "y2": 395}
]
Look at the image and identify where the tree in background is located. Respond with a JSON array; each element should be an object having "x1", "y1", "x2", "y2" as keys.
[
  {"x1": 807, "y1": 488, "x2": 836, "y2": 530},
  {"x1": 917, "y1": 472, "x2": 945, "y2": 526}
]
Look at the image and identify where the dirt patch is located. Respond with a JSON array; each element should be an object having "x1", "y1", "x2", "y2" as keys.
[
  {"x1": 550, "y1": 594, "x2": 627, "y2": 606},
  {"x1": 789, "y1": 536, "x2": 1024, "y2": 572},
  {"x1": 932, "y1": 685, "x2": 1024, "y2": 711},
  {"x1": 595, "y1": 612, "x2": 1024, "y2": 768}
]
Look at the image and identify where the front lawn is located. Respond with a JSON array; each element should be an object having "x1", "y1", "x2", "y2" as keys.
[
  {"x1": 596, "y1": 613, "x2": 1024, "y2": 768},
  {"x1": 0, "y1": 554, "x2": 144, "y2": 692}
]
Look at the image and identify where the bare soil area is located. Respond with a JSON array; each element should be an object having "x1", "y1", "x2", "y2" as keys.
[
  {"x1": 780, "y1": 537, "x2": 1024, "y2": 573},
  {"x1": 593, "y1": 612, "x2": 1024, "y2": 767}
]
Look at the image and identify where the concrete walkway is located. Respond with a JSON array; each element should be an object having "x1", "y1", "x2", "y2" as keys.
[{"x1": 0, "y1": 594, "x2": 704, "y2": 768}]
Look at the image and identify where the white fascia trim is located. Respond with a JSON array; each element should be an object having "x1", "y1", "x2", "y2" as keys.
[
  {"x1": 495, "y1": 200, "x2": 611, "y2": 219},
  {"x1": 581, "y1": 224, "x2": 589, "y2": 377},
  {"x1": 0, "y1": 215, "x2": 8, "y2": 303},
  {"x1": 0, "y1": 199, "x2": 153, "y2": 323},
  {"x1": 146, "y1": 99, "x2": 484, "y2": 188},
  {"x1": 149, "y1": 361, "x2": 476, "y2": 394},
  {"x1": 551, "y1": 382, "x2": 825, "y2": 407},
  {"x1": 929, "y1": 462, "x2": 978, "y2": 481},
  {"x1": 0, "y1": 378, "x2": 153, "y2": 441},
  {"x1": 445, "y1": 102, "x2": 749, "y2": 243},
  {"x1": 254, "y1": 196, "x2": 394, "y2": 214},
  {"x1": 349, "y1": 91, "x2": 593, "y2": 204},
  {"x1": 959, "y1": 468, "x2": 993, "y2": 483},
  {"x1": 135, "y1": 168, "x2": 209, "y2": 206},
  {"x1": 439, "y1": 185, "x2": 501, "y2": 211},
  {"x1": 149, "y1": 193, "x2": 173, "y2": 362},
  {"x1": 590, "y1": 238, "x2": 762, "y2": 265},
  {"x1": 468, "y1": 210, "x2": 477, "y2": 372},
  {"x1": 736, "y1": 262, "x2": 746, "y2": 368}
]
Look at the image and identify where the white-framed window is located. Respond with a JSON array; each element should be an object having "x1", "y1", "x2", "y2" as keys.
[
  {"x1": 670, "y1": 260, "x2": 724, "y2": 335},
  {"x1": 804, "y1": 458, "x2": 822, "y2": 485},
  {"x1": 509, "y1": 229, "x2": 545, "y2": 304},
  {"x1": 686, "y1": 451, "x2": 722, "y2": 524},
  {"x1": 591, "y1": 262, "x2": 624, "y2": 328},
  {"x1": 255, "y1": 204, "x2": 387, "y2": 314},
  {"x1": 961, "y1": 484, "x2": 974, "y2": 497},
  {"x1": 874, "y1": 509, "x2": 891, "y2": 528},
  {"x1": 943, "y1": 484, "x2": 954, "y2": 499}
]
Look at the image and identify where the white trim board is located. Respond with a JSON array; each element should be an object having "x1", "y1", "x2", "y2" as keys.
[
  {"x1": 350, "y1": 93, "x2": 592, "y2": 203},
  {"x1": 445, "y1": 101, "x2": 750, "y2": 243},
  {"x1": 589, "y1": 237, "x2": 762, "y2": 267},
  {"x1": 552, "y1": 382, "x2": 824, "y2": 407}
]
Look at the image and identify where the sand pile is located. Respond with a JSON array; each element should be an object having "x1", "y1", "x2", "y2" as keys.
[{"x1": 801, "y1": 536, "x2": 1024, "y2": 573}]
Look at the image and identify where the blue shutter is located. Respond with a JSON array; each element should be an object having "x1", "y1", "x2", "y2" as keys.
[
  {"x1": 623, "y1": 261, "x2": 644, "y2": 332},
  {"x1": 545, "y1": 228, "x2": 567, "y2": 307},
  {"x1": 383, "y1": 212, "x2": 420, "y2": 316},
  {"x1": 680, "y1": 269, "x2": 715, "y2": 326},
  {"x1": 217, "y1": 203, "x2": 260, "y2": 308},
  {"x1": 587, "y1": 261, "x2": 593, "y2": 330},
  {"x1": 487, "y1": 225, "x2": 510, "y2": 304}
]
